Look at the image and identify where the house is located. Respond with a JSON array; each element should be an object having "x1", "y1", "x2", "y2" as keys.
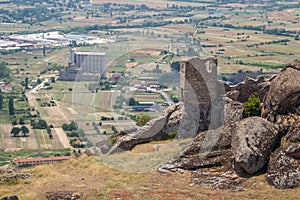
[
  {"x1": 0, "y1": 83, "x2": 12, "y2": 92},
  {"x1": 74, "y1": 139, "x2": 83, "y2": 146},
  {"x1": 112, "y1": 73, "x2": 122, "y2": 81},
  {"x1": 14, "y1": 156, "x2": 75, "y2": 167}
]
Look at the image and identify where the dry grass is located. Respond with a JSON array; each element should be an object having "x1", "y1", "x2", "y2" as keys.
[
  {"x1": 1, "y1": 150, "x2": 300, "y2": 200},
  {"x1": 0, "y1": 138, "x2": 299, "y2": 198}
]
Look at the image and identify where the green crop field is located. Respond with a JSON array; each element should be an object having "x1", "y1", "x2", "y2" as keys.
[{"x1": 35, "y1": 129, "x2": 52, "y2": 149}]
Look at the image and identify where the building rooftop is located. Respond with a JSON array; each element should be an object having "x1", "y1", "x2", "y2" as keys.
[
  {"x1": 75, "y1": 52, "x2": 106, "y2": 56},
  {"x1": 16, "y1": 156, "x2": 75, "y2": 163}
]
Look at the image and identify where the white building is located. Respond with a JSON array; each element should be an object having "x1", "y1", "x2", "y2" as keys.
[
  {"x1": 59, "y1": 48, "x2": 106, "y2": 81},
  {"x1": 69, "y1": 48, "x2": 106, "y2": 74}
]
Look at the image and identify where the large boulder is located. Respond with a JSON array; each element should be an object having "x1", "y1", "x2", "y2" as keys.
[
  {"x1": 267, "y1": 143, "x2": 300, "y2": 189},
  {"x1": 192, "y1": 169, "x2": 245, "y2": 191},
  {"x1": 159, "y1": 116, "x2": 279, "y2": 174},
  {"x1": 231, "y1": 117, "x2": 278, "y2": 174},
  {"x1": 227, "y1": 76, "x2": 270, "y2": 103},
  {"x1": 108, "y1": 103, "x2": 184, "y2": 153},
  {"x1": 158, "y1": 124, "x2": 234, "y2": 172},
  {"x1": 224, "y1": 98, "x2": 244, "y2": 125},
  {"x1": 45, "y1": 192, "x2": 83, "y2": 200},
  {"x1": 1, "y1": 196, "x2": 19, "y2": 200},
  {"x1": 283, "y1": 115, "x2": 300, "y2": 143},
  {"x1": 108, "y1": 95, "x2": 243, "y2": 154},
  {"x1": 262, "y1": 61, "x2": 300, "y2": 121}
]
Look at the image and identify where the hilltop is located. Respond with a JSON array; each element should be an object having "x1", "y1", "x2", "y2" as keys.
[{"x1": 1, "y1": 147, "x2": 300, "y2": 200}]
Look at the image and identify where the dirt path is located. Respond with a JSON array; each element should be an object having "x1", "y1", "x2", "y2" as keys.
[
  {"x1": 24, "y1": 127, "x2": 39, "y2": 149},
  {"x1": 53, "y1": 128, "x2": 70, "y2": 148},
  {"x1": 51, "y1": 128, "x2": 64, "y2": 149},
  {"x1": 26, "y1": 93, "x2": 40, "y2": 107},
  {"x1": 40, "y1": 130, "x2": 51, "y2": 149}
]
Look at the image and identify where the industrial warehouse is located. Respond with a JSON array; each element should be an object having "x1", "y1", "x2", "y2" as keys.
[{"x1": 59, "y1": 48, "x2": 107, "y2": 81}]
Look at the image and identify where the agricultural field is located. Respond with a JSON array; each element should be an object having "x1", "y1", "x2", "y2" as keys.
[{"x1": 0, "y1": 0, "x2": 299, "y2": 165}]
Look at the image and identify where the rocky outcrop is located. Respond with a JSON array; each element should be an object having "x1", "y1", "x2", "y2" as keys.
[
  {"x1": 0, "y1": 173, "x2": 32, "y2": 184},
  {"x1": 282, "y1": 115, "x2": 300, "y2": 143},
  {"x1": 192, "y1": 169, "x2": 245, "y2": 191},
  {"x1": 159, "y1": 117, "x2": 278, "y2": 175},
  {"x1": 226, "y1": 90, "x2": 240, "y2": 102},
  {"x1": 155, "y1": 58, "x2": 300, "y2": 190},
  {"x1": 159, "y1": 117, "x2": 279, "y2": 190},
  {"x1": 231, "y1": 117, "x2": 279, "y2": 174},
  {"x1": 227, "y1": 75, "x2": 271, "y2": 103},
  {"x1": 109, "y1": 97, "x2": 244, "y2": 154},
  {"x1": 45, "y1": 192, "x2": 83, "y2": 200},
  {"x1": 262, "y1": 61, "x2": 300, "y2": 121},
  {"x1": 267, "y1": 143, "x2": 300, "y2": 189},
  {"x1": 158, "y1": 124, "x2": 234, "y2": 172},
  {"x1": 224, "y1": 98, "x2": 244, "y2": 125},
  {"x1": 108, "y1": 103, "x2": 184, "y2": 153},
  {"x1": 1, "y1": 196, "x2": 19, "y2": 200}
]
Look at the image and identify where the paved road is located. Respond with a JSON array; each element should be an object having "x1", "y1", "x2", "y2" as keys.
[
  {"x1": 28, "y1": 78, "x2": 48, "y2": 94},
  {"x1": 159, "y1": 90, "x2": 174, "y2": 105}
]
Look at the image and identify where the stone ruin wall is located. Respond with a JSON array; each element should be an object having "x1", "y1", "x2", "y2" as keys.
[{"x1": 180, "y1": 56, "x2": 225, "y2": 135}]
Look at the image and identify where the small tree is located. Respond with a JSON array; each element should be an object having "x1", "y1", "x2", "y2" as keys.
[
  {"x1": 128, "y1": 97, "x2": 136, "y2": 106},
  {"x1": 170, "y1": 61, "x2": 180, "y2": 72},
  {"x1": 0, "y1": 62, "x2": 9, "y2": 78},
  {"x1": 24, "y1": 77, "x2": 29, "y2": 89},
  {"x1": 244, "y1": 93, "x2": 261, "y2": 117},
  {"x1": 12, "y1": 119, "x2": 17, "y2": 125},
  {"x1": 137, "y1": 114, "x2": 151, "y2": 126},
  {"x1": 111, "y1": 125, "x2": 118, "y2": 134},
  {"x1": 21, "y1": 126, "x2": 29, "y2": 137},
  {"x1": 11, "y1": 127, "x2": 20, "y2": 137},
  {"x1": 35, "y1": 119, "x2": 48, "y2": 129},
  {"x1": 43, "y1": 45, "x2": 46, "y2": 57},
  {"x1": 8, "y1": 97, "x2": 14, "y2": 115},
  {"x1": 46, "y1": 126, "x2": 53, "y2": 139},
  {"x1": 0, "y1": 92, "x2": 3, "y2": 110},
  {"x1": 19, "y1": 118, "x2": 25, "y2": 125},
  {"x1": 51, "y1": 76, "x2": 56, "y2": 83}
]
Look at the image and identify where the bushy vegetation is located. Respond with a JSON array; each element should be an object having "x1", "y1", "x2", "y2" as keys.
[
  {"x1": 40, "y1": 64, "x2": 64, "y2": 74},
  {"x1": 111, "y1": 125, "x2": 118, "y2": 134},
  {"x1": 244, "y1": 93, "x2": 261, "y2": 117},
  {"x1": 62, "y1": 121, "x2": 77, "y2": 131},
  {"x1": 137, "y1": 114, "x2": 151, "y2": 126},
  {"x1": 10, "y1": 125, "x2": 29, "y2": 137},
  {"x1": 32, "y1": 119, "x2": 48, "y2": 129},
  {"x1": 0, "y1": 62, "x2": 9, "y2": 78},
  {"x1": 0, "y1": 92, "x2": 3, "y2": 111},
  {"x1": 170, "y1": 61, "x2": 180, "y2": 72},
  {"x1": 0, "y1": 6, "x2": 64, "y2": 25},
  {"x1": 8, "y1": 97, "x2": 14, "y2": 115},
  {"x1": 167, "y1": 131, "x2": 177, "y2": 140}
]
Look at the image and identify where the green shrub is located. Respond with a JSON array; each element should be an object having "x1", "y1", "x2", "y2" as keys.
[
  {"x1": 244, "y1": 93, "x2": 261, "y2": 116},
  {"x1": 136, "y1": 114, "x2": 151, "y2": 126},
  {"x1": 108, "y1": 137, "x2": 118, "y2": 145},
  {"x1": 168, "y1": 131, "x2": 177, "y2": 140}
]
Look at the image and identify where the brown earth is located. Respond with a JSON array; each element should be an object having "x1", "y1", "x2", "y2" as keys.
[{"x1": 1, "y1": 156, "x2": 300, "y2": 200}]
